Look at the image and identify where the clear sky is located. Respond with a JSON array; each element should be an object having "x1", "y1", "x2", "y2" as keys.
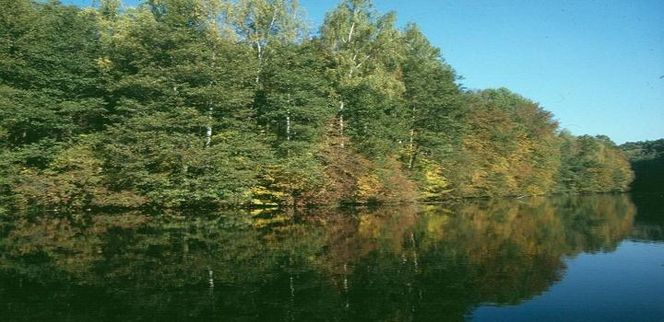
[{"x1": 63, "y1": 0, "x2": 664, "y2": 144}]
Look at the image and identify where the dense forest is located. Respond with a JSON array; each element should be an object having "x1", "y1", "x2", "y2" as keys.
[
  {"x1": 621, "y1": 139, "x2": 664, "y2": 193},
  {"x1": 0, "y1": 0, "x2": 633, "y2": 212}
]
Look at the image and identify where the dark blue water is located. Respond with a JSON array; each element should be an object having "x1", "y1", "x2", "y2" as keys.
[
  {"x1": 0, "y1": 194, "x2": 662, "y2": 321},
  {"x1": 471, "y1": 241, "x2": 664, "y2": 321}
]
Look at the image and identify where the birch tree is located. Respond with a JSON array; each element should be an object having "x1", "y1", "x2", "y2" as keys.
[
  {"x1": 226, "y1": 0, "x2": 307, "y2": 157},
  {"x1": 228, "y1": 0, "x2": 305, "y2": 80},
  {"x1": 92, "y1": 0, "x2": 267, "y2": 207},
  {"x1": 320, "y1": 0, "x2": 404, "y2": 150},
  {"x1": 257, "y1": 42, "x2": 332, "y2": 154},
  {"x1": 401, "y1": 24, "x2": 462, "y2": 170}
]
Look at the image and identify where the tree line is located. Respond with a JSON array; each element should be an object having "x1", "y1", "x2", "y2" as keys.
[
  {"x1": 621, "y1": 139, "x2": 664, "y2": 193},
  {"x1": 0, "y1": 0, "x2": 633, "y2": 212}
]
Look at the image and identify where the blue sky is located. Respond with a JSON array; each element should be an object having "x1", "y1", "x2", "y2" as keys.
[{"x1": 63, "y1": 0, "x2": 664, "y2": 144}]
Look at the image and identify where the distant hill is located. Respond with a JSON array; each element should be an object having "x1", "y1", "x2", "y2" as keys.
[{"x1": 621, "y1": 139, "x2": 664, "y2": 193}]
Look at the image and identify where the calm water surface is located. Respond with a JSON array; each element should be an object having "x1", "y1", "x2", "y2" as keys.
[{"x1": 1, "y1": 194, "x2": 663, "y2": 321}]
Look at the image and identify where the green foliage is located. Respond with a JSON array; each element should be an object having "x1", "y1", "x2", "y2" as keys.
[
  {"x1": 320, "y1": 0, "x2": 405, "y2": 156},
  {"x1": 450, "y1": 89, "x2": 563, "y2": 197},
  {"x1": 620, "y1": 139, "x2": 664, "y2": 193},
  {"x1": 557, "y1": 134, "x2": 633, "y2": 193},
  {"x1": 0, "y1": 0, "x2": 634, "y2": 212},
  {"x1": 229, "y1": 0, "x2": 306, "y2": 54},
  {"x1": 256, "y1": 42, "x2": 333, "y2": 154},
  {"x1": 621, "y1": 139, "x2": 664, "y2": 162}
]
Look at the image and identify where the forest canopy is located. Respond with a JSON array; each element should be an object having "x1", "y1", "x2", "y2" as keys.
[
  {"x1": 0, "y1": 0, "x2": 633, "y2": 212},
  {"x1": 620, "y1": 139, "x2": 664, "y2": 193}
]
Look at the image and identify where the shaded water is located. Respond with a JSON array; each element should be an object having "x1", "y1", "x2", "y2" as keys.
[{"x1": 0, "y1": 194, "x2": 663, "y2": 321}]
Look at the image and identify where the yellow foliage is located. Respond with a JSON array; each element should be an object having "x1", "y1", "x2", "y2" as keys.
[
  {"x1": 95, "y1": 56, "x2": 113, "y2": 72},
  {"x1": 249, "y1": 185, "x2": 285, "y2": 206},
  {"x1": 419, "y1": 159, "x2": 453, "y2": 201},
  {"x1": 357, "y1": 173, "x2": 381, "y2": 200},
  {"x1": 251, "y1": 214, "x2": 290, "y2": 229}
]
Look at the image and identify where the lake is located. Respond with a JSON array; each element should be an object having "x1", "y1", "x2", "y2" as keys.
[{"x1": 1, "y1": 194, "x2": 663, "y2": 321}]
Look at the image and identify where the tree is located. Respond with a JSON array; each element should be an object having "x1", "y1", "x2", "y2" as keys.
[
  {"x1": 228, "y1": 0, "x2": 306, "y2": 80},
  {"x1": 93, "y1": 0, "x2": 273, "y2": 207},
  {"x1": 557, "y1": 134, "x2": 633, "y2": 193},
  {"x1": 0, "y1": 0, "x2": 637, "y2": 211},
  {"x1": 620, "y1": 139, "x2": 664, "y2": 192},
  {"x1": 0, "y1": 0, "x2": 105, "y2": 211},
  {"x1": 451, "y1": 89, "x2": 562, "y2": 197},
  {"x1": 320, "y1": 0, "x2": 404, "y2": 151}
]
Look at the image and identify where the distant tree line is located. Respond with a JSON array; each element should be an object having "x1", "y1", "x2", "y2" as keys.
[
  {"x1": 0, "y1": 0, "x2": 633, "y2": 212},
  {"x1": 621, "y1": 139, "x2": 664, "y2": 193}
]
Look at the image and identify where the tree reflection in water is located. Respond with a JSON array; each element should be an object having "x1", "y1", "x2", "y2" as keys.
[{"x1": 0, "y1": 195, "x2": 639, "y2": 321}]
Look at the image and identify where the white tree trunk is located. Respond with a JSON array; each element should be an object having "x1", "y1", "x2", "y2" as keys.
[
  {"x1": 347, "y1": 21, "x2": 355, "y2": 43},
  {"x1": 286, "y1": 114, "x2": 291, "y2": 141},
  {"x1": 206, "y1": 50, "x2": 216, "y2": 148},
  {"x1": 408, "y1": 129, "x2": 415, "y2": 169},
  {"x1": 339, "y1": 101, "x2": 345, "y2": 148},
  {"x1": 208, "y1": 268, "x2": 214, "y2": 289},
  {"x1": 408, "y1": 107, "x2": 417, "y2": 169},
  {"x1": 286, "y1": 95, "x2": 292, "y2": 141},
  {"x1": 255, "y1": 41, "x2": 264, "y2": 84},
  {"x1": 205, "y1": 107, "x2": 213, "y2": 148}
]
